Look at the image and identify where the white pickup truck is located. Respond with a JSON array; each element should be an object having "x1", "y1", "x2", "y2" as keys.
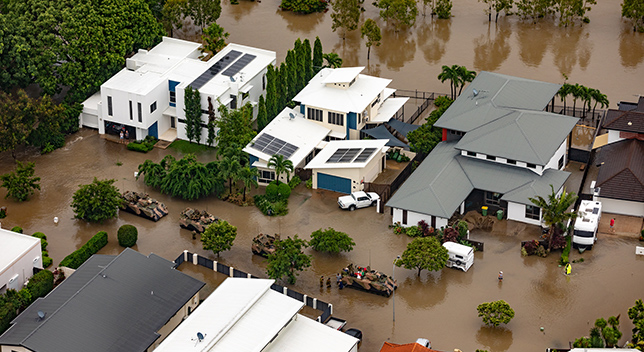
[{"x1": 337, "y1": 191, "x2": 380, "y2": 211}]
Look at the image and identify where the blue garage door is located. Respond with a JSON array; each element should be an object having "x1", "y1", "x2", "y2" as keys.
[{"x1": 317, "y1": 173, "x2": 351, "y2": 194}]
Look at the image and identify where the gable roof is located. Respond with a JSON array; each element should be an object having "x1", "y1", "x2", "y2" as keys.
[
  {"x1": 434, "y1": 71, "x2": 561, "y2": 132},
  {"x1": 596, "y1": 139, "x2": 644, "y2": 202},
  {"x1": 602, "y1": 108, "x2": 644, "y2": 134},
  {"x1": 0, "y1": 249, "x2": 205, "y2": 352},
  {"x1": 380, "y1": 342, "x2": 441, "y2": 352},
  {"x1": 454, "y1": 109, "x2": 577, "y2": 165}
]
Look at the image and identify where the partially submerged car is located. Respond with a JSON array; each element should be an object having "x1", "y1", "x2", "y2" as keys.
[{"x1": 337, "y1": 191, "x2": 380, "y2": 211}]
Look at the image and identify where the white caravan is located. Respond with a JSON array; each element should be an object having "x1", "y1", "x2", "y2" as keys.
[
  {"x1": 573, "y1": 200, "x2": 602, "y2": 249},
  {"x1": 443, "y1": 242, "x2": 474, "y2": 272}
]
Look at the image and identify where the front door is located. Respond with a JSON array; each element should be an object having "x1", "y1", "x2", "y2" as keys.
[
  {"x1": 171, "y1": 116, "x2": 176, "y2": 129},
  {"x1": 148, "y1": 121, "x2": 158, "y2": 138}
]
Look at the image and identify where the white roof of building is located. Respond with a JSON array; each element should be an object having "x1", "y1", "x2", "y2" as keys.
[
  {"x1": 0, "y1": 228, "x2": 41, "y2": 276},
  {"x1": 294, "y1": 67, "x2": 393, "y2": 114},
  {"x1": 370, "y1": 97, "x2": 409, "y2": 123},
  {"x1": 243, "y1": 107, "x2": 331, "y2": 167},
  {"x1": 155, "y1": 278, "x2": 357, "y2": 352},
  {"x1": 321, "y1": 67, "x2": 364, "y2": 84},
  {"x1": 81, "y1": 91, "x2": 102, "y2": 113},
  {"x1": 262, "y1": 314, "x2": 358, "y2": 352},
  {"x1": 305, "y1": 139, "x2": 389, "y2": 169}
]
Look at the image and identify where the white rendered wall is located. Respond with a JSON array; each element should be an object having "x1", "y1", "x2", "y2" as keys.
[
  {"x1": 507, "y1": 202, "x2": 541, "y2": 226},
  {"x1": 391, "y1": 208, "x2": 449, "y2": 229},
  {"x1": 544, "y1": 139, "x2": 567, "y2": 171},
  {"x1": 598, "y1": 197, "x2": 644, "y2": 217},
  {"x1": 0, "y1": 241, "x2": 42, "y2": 295}
]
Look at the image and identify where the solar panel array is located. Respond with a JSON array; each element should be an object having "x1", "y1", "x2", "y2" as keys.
[
  {"x1": 327, "y1": 147, "x2": 377, "y2": 163},
  {"x1": 222, "y1": 54, "x2": 257, "y2": 77},
  {"x1": 251, "y1": 133, "x2": 299, "y2": 159},
  {"x1": 190, "y1": 50, "x2": 242, "y2": 90}
]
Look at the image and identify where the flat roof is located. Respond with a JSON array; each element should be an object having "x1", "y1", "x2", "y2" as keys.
[
  {"x1": 154, "y1": 278, "x2": 304, "y2": 352},
  {"x1": 305, "y1": 139, "x2": 389, "y2": 170},
  {"x1": 370, "y1": 97, "x2": 409, "y2": 123},
  {"x1": 262, "y1": 314, "x2": 358, "y2": 352},
  {"x1": 294, "y1": 67, "x2": 392, "y2": 114},
  {"x1": 0, "y1": 228, "x2": 41, "y2": 276},
  {"x1": 321, "y1": 67, "x2": 364, "y2": 84},
  {"x1": 243, "y1": 107, "x2": 331, "y2": 167}
]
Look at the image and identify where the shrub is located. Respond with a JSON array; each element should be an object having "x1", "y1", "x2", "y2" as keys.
[
  {"x1": 477, "y1": 300, "x2": 515, "y2": 327},
  {"x1": 266, "y1": 182, "x2": 279, "y2": 202},
  {"x1": 522, "y1": 240, "x2": 539, "y2": 255},
  {"x1": 305, "y1": 179, "x2": 312, "y2": 189},
  {"x1": 42, "y1": 256, "x2": 53, "y2": 268},
  {"x1": 11, "y1": 226, "x2": 22, "y2": 233},
  {"x1": 288, "y1": 175, "x2": 301, "y2": 189},
  {"x1": 254, "y1": 194, "x2": 273, "y2": 215},
  {"x1": 117, "y1": 225, "x2": 138, "y2": 247},
  {"x1": 417, "y1": 220, "x2": 430, "y2": 236},
  {"x1": 59, "y1": 231, "x2": 108, "y2": 269},
  {"x1": 560, "y1": 235, "x2": 572, "y2": 265},
  {"x1": 310, "y1": 228, "x2": 355, "y2": 253},
  {"x1": 434, "y1": 95, "x2": 453, "y2": 108},
  {"x1": 127, "y1": 136, "x2": 157, "y2": 153},
  {"x1": 442, "y1": 227, "x2": 459, "y2": 243},
  {"x1": 272, "y1": 199, "x2": 289, "y2": 216},
  {"x1": 457, "y1": 220, "x2": 469, "y2": 240},
  {"x1": 26, "y1": 270, "x2": 54, "y2": 301},
  {"x1": 405, "y1": 226, "x2": 422, "y2": 237},
  {"x1": 278, "y1": 182, "x2": 291, "y2": 200}
]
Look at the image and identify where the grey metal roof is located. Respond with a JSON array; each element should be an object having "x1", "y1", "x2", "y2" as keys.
[
  {"x1": 0, "y1": 249, "x2": 204, "y2": 352},
  {"x1": 386, "y1": 118, "x2": 420, "y2": 138},
  {"x1": 361, "y1": 125, "x2": 410, "y2": 149},
  {"x1": 434, "y1": 71, "x2": 561, "y2": 132},
  {"x1": 386, "y1": 142, "x2": 571, "y2": 218},
  {"x1": 454, "y1": 109, "x2": 578, "y2": 165}
]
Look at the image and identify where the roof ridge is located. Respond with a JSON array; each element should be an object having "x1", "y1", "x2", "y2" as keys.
[
  {"x1": 489, "y1": 79, "x2": 510, "y2": 108},
  {"x1": 514, "y1": 111, "x2": 544, "y2": 164}
]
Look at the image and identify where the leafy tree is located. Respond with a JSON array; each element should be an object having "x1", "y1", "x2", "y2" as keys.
[
  {"x1": 137, "y1": 159, "x2": 167, "y2": 188},
  {"x1": 117, "y1": 224, "x2": 138, "y2": 247},
  {"x1": 310, "y1": 228, "x2": 355, "y2": 253},
  {"x1": 294, "y1": 39, "x2": 306, "y2": 93},
  {"x1": 515, "y1": 0, "x2": 552, "y2": 22},
  {"x1": 161, "y1": 0, "x2": 187, "y2": 37},
  {"x1": 589, "y1": 88, "x2": 609, "y2": 119},
  {"x1": 574, "y1": 316, "x2": 623, "y2": 348},
  {"x1": 266, "y1": 65, "x2": 278, "y2": 120},
  {"x1": 395, "y1": 237, "x2": 448, "y2": 276},
  {"x1": 331, "y1": 0, "x2": 361, "y2": 39},
  {"x1": 456, "y1": 66, "x2": 477, "y2": 96},
  {"x1": 528, "y1": 185, "x2": 578, "y2": 254},
  {"x1": 257, "y1": 95, "x2": 268, "y2": 131},
  {"x1": 159, "y1": 154, "x2": 224, "y2": 200},
  {"x1": 477, "y1": 300, "x2": 515, "y2": 327},
  {"x1": 323, "y1": 53, "x2": 344, "y2": 68},
  {"x1": 238, "y1": 167, "x2": 259, "y2": 201},
  {"x1": 277, "y1": 63, "x2": 289, "y2": 111},
  {"x1": 268, "y1": 154, "x2": 294, "y2": 183},
  {"x1": 0, "y1": 91, "x2": 34, "y2": 158},
  {"x1": 201, "y1": 220, "x2": 237, "y2": 257},
  {"x1": 185, "y1": 0, "x2": 222, "y2": 32},
  {"x1": 303, "y1": 38, "x2": 313, "y2": 82},
  {"x1": 202, "y1": 23, "x2": 229, "y2": 55},
  {"x1": 0, "y1": 161, "x2": 41, "y2": 202},
  {"x1": 280, "y1": 0, "x2": 328, "y2": 13},
  {"x1": 313, "y1": 37, "x2": 324, "y2": 71},
  {"x1": 433, "y1": 0, "x2": 453, "y2": 19},
  {"x1": 286, "y1": 50, "x2": 298, "y2": 100},
  {"x1": 622, "y1": 0, "x2": 644, "y2": 32},
  {"x1": 215, "y1": 103, "x2": 256, "y2": 151},
  {"x1": 361, "y1": 19, "x2": 382, "y2": 60},
  {"x1": 71, "y1": 178, "x2": 122, "y2": 223},
  {"x1": 375, "y1": 0, "x2": 418, "y2": 30},
  {"x1": 480, "y1": 0, "x2": 514, "y2": 22},
  {"x1": 220, "y1": 156, "x2": 242, "y2": 195},
  {"x1": 438, "y1": 64, "x2": 461, "y2": 100},
  {"x1": 628, "y1": 299, "x2": 644, "y2": 348},
  {"x1": 266, "y1": 235, "x2": 312, "y2": 284},
  {"x1": 184, "y1": 86, "x2": 202, "y2": 143},
  {"x1": 407, "y1": 124, "x2": 442, "y2": 155}
]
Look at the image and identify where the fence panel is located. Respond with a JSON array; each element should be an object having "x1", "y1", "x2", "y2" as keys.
[
  {"x1": 173, "y1": 254, "x2": 184, "y2": 268},
  {"x1": 270, "y1": 283, "x2": 284, "y2": 293},
  {"x1": 306, "y1": 296, "x2": 315, "y2": 307},
  {"x1": 197, "y1": 255, "x2": 210, "y2": 268},
  {"x1": 233, "y1": 268, "x2": 246, "y2": 278},
  {"x1": 287, "y1": 289, "x2": 304, "y2": 301},
  {"x1": 186, "y1": 252, "x2": 193, "y2": 263},
  {"x1": 216, "y1": 262, "x2": 229, "y2": 275}
]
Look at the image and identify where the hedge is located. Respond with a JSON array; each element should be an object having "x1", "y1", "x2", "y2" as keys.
[
  {"x1": 59, "y1": 231, "x2": 108, "y2": 269},
  {"x1": 11, "y1": 226, "x2": 22, "y2": 233},
  {"x1": 1, "y1": 270, "x2": 54, "y2": 335},
  {"x1": 117, "y1": 225, "x2": 138, "y2": 247},
  {"x1": 26, "y1": 270, "x2": 54, "y2": 301},
  {"x1": 127, "y1": 136, "x2": 157, "y2": 153}
]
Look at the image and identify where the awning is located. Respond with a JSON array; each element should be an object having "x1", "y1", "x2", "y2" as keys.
[
  {"x1": 386, "y1": 118, "x2": 420, "y2": 138},
  {"x1": 163, "y1": 105, "x2": 177, "y2": 117},
  {"x1": 328, "y1": 130, "x2": 346, "y2": 139},
  {"x1": 240, "y1": 84, "x2": 253, "y2": 93},
  {"x1": 361, "y1": 125, "x2": 409, "y2": 149},
  {"x1": 370, "y1": 97, "x2": 409, "y2": 123},
  {"x1": 592, "y1": 133, "x2": 609, "y2": 149}
]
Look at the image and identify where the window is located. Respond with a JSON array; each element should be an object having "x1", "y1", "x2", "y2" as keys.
[
  {"x1": 150, "y1": 101, "x2": 157, "y2": 114},
  {"x1": 241, "y1": 91, "x2": 249, "y2": 101},
  {"x1": 230, "y1": 95, "x2": 237, "y2": 110},
  {"x1": 486, "y1": 155, "x2": 496, "y2": 161},
  {"x1": 170, "y1": 91, "x2": 176, "y2": 105},
  {"x1": 258, "y1": 170, "x2": 275, "y2": 184},
  {"x1": 262, "y1": 75, "x2": 266, "y2": 90},
  {"x1": 328, "y1": 112, "x2": 344, "y2": 126},
  {"x1": 558, "y1": 155, "x2": 565, "y2": 169},
  {"x1": 450, "y1": 130, "x2": 465, "y2": 136},
  {"x1": 506, "y1": 159, "x2": 517, "y2": 165},
  {"x1": 371, "y1": 95, "x2": 381, "y2": 108},
  {"x1": 107, "y1": 96, "x2": 113, "y2": 116},
  {"x1": 527, "y1": 163, "x2": 537, "y2": 169},
  {"x1": 402, "y1": 210, "x2": 408, "y2": 225},
  {"x1": 525, "y1": 205, "x2": 540, "y2": 220},
  {"x1": 129, "y1": 101, "x2": 133, "y2": 120},
  {"x1": 137, "y1": 102, "x2": 142, "y2": 123},
  {"x1": 307, "y1": 107, "x2": 322, "y2": 121},
  {"x1": 485, "y1": 192, "x2": 502, "y2": 206},
  {"x1": 467, "y1": 151, "x2": 476, "y2": 157}
]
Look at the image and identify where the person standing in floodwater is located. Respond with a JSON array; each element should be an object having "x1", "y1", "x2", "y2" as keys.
[
  {"x1": 610, "y1": 218, "x2": 615, "y2": 233},
  {"x1": 498, "y1": 271, "x2": 503, "y2": 281}
]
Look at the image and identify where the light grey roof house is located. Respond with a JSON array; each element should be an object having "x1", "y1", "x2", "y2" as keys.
[
  {"x1": 387, "y1": 71, "x2": 578, "y2": 228},
  {"x1": 0, "y1": 248, "x2": 205, "y2": 352}
]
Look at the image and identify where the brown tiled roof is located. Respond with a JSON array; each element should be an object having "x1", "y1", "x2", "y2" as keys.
[
  {"x1": 603, "y1": 109, "x2": 644, "y2": 133},
  {"x1": 380, "y1": 342, "x2": 442, "y2": 352},
  {"x1": 596, "y1": 139, "x2": 644, "y2": 202}
]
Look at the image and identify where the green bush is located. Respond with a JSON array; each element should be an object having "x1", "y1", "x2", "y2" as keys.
[
  {"x1": 0, "y1": 299, "x2": 19, "y2": 334},
  {"x1": 26, "y1": 270, "x2": 54, "y2": 301},
  {"x1": 117, "y1": 225, "x2": 138, "y2": 247},
  {"x1": 266, "y1": 182, "x2": 279, "y2": 202},
  {"x1": 42, "y1": 256, "x2": 53, "y2": 268},
  {"x1": 560, "y1": 235, "x2": 572, "y2": 265},
  {"x1": 254, "y1": 194, "x2": 289, "y2": 216},
  {"x1": 32, "y1": 232, "x2": 48, "y2": 251},
  {"x1": 59, "y1": 231, "x2": 108, "y2": 269},
  {"x1": 306, "y1": 179, "x2": 312, "y2": 189},
  {"x1": 288, "y1": 175, "x2": 302, "y2": 189},
  {"x1": 278, "y1": 182, "x2": 291, "y2": 200},
  {"x1": 11, "y1": 226, "x2": 22, "y2": 233},
  {"x1": 405, "y1": 226, "x2": 422, "y2": 237},
  {"x1": 127, "y1": 136, "x2": 157, "y2": 153}
]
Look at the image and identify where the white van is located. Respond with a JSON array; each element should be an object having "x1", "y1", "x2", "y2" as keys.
[
  {"x1": 443, "y1": 242, "x2": 474, "y2": 272},
  {"x1": 572, "y1": 200, "x2": 602, "y2": 249}
]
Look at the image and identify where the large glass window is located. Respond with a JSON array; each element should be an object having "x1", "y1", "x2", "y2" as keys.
[
  {"x1": 258, "y1": 170, "x2": 275, "y2": 184},
  {"x1": 485, "y1": 191, "x2": 502, "y2": 206},
  {"x1": 129, "y1": 101, "x2": 133, "y2": 120},
  {"x1": 107, "y1": 96, "x2": 113, "y2": 116},
  {"x1": 525, "y1": 205, "x2": 540, "y2": 220},
  {"x1": 150, "y1": 101, "x2": 157, "y2": 114},
  {"x1": 328, "y1": 112, "x2": 344, "y2": 126},
  {"x1": 307, "y1": 107, "x2": 322, "y2": 121},
  {"x1": 137, "y1": 102, "x2": 142, "y2": 123}
]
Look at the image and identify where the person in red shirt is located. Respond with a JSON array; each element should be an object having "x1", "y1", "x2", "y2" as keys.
[{"x1": 610, "y1": 218, "x2": 615, "y2": 233}]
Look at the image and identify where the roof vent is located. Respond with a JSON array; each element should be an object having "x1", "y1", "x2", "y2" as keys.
[
  {"x1": 289, "y1": 113, "x2": 295, "y2": 120},
  {"x1": 472, "y1": 88, "x2": 479, "y2": 97},
  {"x1": 37, "y1": 311, "x2": 46, "y2": 320},
  {"x1": 192, "y1": 332, "x2": 207, "y2": 346}
]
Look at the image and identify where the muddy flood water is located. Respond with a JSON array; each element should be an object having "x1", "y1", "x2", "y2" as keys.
[{"x1": 1, "y1": 130, "x2": 644, "y2": 351}]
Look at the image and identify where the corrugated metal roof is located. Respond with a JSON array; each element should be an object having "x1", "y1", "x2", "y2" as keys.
[
  {"x1": 434, "y1": 71, "x2": 561, "y2": 132},
  {"x1": 455, "y1": 109, "x2": 578, "y2": 165},
  {"x1": 596, "y1": 139, "x2": 644, "y2": 202},
  {"x1": 1, "y1": 249, "x2": 204, "y2": 352}
]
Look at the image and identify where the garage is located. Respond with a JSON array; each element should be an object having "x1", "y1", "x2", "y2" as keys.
[{"x1": 317, "y1": 173, "x2": 351, "y2": 194}]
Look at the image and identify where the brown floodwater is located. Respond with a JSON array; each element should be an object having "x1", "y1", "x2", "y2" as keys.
[{"x1": 1, "y1": 130, "x2": 644, "y2": 351}]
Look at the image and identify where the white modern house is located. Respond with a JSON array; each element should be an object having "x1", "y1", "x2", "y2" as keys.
[
  {"x1": 80, "y1": 37, "x2": 276, "y2": 144},
  {"x1": 155, "y1": 278, "x2": 359, "y2": 352},
  {"x1": 293, "y1": 67, "x2": 408, "y2": 141},
  {"x1": 387, "y1": 72, "x2": 578, "y2": 228},
  {"x1": 0, "y1": 229, "x2": 42, "y2": 294}
]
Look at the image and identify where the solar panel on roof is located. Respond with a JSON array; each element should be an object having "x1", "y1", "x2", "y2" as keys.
[
  {"x1": 250, "y1": 133, "x2": 299, "y2": 159},
  {"x1": 189, "y1": 50, "x2": 242, "y2": 90},
  {"x1": 354, "y1": 148, "x2": 377, "y2": 163},
  {"x1": 339, "y1": 149, "x2": 360, "y2": 162},
  {"x1": 327, "y1": 148, "x2": 350, "y2": 163},
  {"x1": 327, "y1": 147, "x2": 377, "y2": 163},
  {"x1": 222, "y1": 54, "x2": 257, "y2": 77}
]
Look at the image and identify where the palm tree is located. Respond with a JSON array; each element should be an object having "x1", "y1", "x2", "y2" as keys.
[
  {"x1": 456, "y1": 66, "x2": 477, "y2": 96},
  {"x1": 268, "y1": 154, "x2": 294, "y2": 183},
  {"x1": 237, "y1": 166, "x2": 259, "y2": 201},
  {"x1": 437, "y1": 65, "x2": 461, "y2": 100},
  {"x1": 579, "y1": 85, "x2": 592, "y2": 118},
  {"x1": 219, "y1": 156, "x2": 241, "y2": 195},
  {"x1": 570, "y1": 83, "x2": 584, "y2": 117},
  {"x1": 528, "y1": 185, "x2": 578, "y2": 254},
  {"x1": 590, "y1": 89, "x2": 609, "y2": 120},
  {"x1": 323, "y1": 53, "x2": 343, "y2": 68},
  {"x1": 557, "y1": 83, "x2": 572, "y2": 115}
]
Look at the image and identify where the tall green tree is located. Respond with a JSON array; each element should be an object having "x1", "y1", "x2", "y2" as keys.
[
  {"x1": 303, "y1": 39, "x2": 313, "y2": 81},
  {"x1": 276, "y1": 64, "x2": 288, "y2": 113},
  {"x1": 433, "y1": 0, "x2": 453, "y2": 19},
  {"x1": 286, "y1": 50, "x2": 298, "y2": 100},
  {"x1": 331, "y1": 0, "x2": 361, "y2": 39},
  {"x1": 375, "y1": 0, "x2": 418, "y2": 30},
  {"x1": 237, "y1": 166, "x2": 259, "y2": 201},
  {"x1": 589, "y1": 88, "x2": 609, "y2": 119},
  {"x1": 257, "y1": 95, "x2": 268, "y2": 131},
  {"x1": 628, "y1": 299, "x2": 644, "y2": 349},
  {"x1": 0, "y1": 161, "x2": 41, "y2": 202},
  {"x1": 361, "y1": 19, "x2": 382, "y2": 60},
  {"x1": 161, "y1": 0, "x2": 187, "y2": 37},
  {"x1": 266, "y1": 65, "x2": 278, "y2": 120},
  {"x1": 323, "y1": 53, "x2": 344, "y2": 68},
  {"x1": 456, "y1": 66, "x2": 477, "y2": 96},
  {"x1": 215, "y1": 103, "x2": 257, "y2": 151},
  {"x1": 557, "y1": 83, "x2": 573, "y2": 115},
  {"x1": 294, "y1": 39, "x2": 306, "y2": 93},
  {"x1": 570, "y1": 83, "x2": 584, "y2": 117},
  {"x1": 313, "y1": 37, "x2": 324, "y2": 72},
  {"x1": 71, "y1": 178, "x2": 122, "y2": 223},
  {"x1": 480, "y1": 0, "x2": 514, "y2": 22},
  {"x1": 220, "y1": 156, "x2": 242, "y2": 195},
  {"x1": 136, "y1": 159, "x2": 167, "y2": 188},
  {"x1": 0, "y1": 91, "x2": 36, "y2": 158},
  {"x1": 438, "y1": 64, "x2": 461, "y2": 99},
  {"x1": 201, "y1": 23, "x2": 229, "y2": 55},
  {"x1": 159, "y1": 154, "x2": 223, "y2": 200},
  {"x1": 528, "y1": 185, "x2": 578, "y2": 254},
  {"x1": 622, "y1": 0, "x2": 644, "y2": 32},
  {"x1": 266, "y1": 235, "x2": 312, "y2": 284},
  {"x1": 268, "y1": 154, "x2": 294, "y2": 183},
  {"x1": 310, "y1": 228, "x2": 355, "y2": 253},
  {"x1": 207, "y1": 97, "x2": 217, "y2": 147},
  {"x1": 185, "y1": 0, "x2": 222, "y2": 32},
  {"x1": 201, "y1": 220, "x2": 237, "y2": 258},
  {"x1": 477, "y1": 300, "x2": 515, "y2": 327},
  {"x1": 395, "y1": 237, "x2": 448, "y2": 276},
  {"x1": 280, "y1": 0, "x2": 328, "y2": 13},
  {"x1": 184, "y1": 86, "x2": 202, "y2": 144}
]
